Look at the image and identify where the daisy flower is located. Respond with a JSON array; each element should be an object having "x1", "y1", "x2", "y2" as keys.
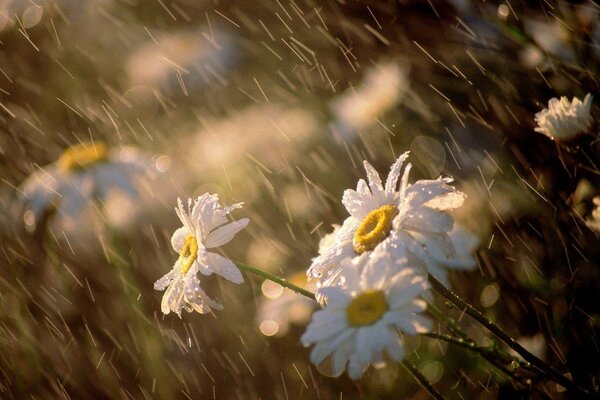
[
  {"x1": 534, "y1": 94, "x2": 593, "y2": 141},
  {"x1": 154, "y1": 194, "x2": 249, "y2": 317},
  {"x1": 301, "y1": 253, "x2": 431, "y2": 379},
  {"x1": 20, "y1": 141, "x2": 156, "y2": 228},
  {"x1": 307, "y1": 152, "x2": 466, "y2": 285}
]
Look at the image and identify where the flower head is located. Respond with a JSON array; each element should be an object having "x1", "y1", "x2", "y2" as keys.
[
  {"x1": 20, "y1": 141, "x2": 156, "y2": 228},
  {"x1": 154, "y1": 194, "x2": 249, "y2": 317},
  {"x1": 301, "y1": 254, "x2": 431, "y2": 379},
  {"x1": 534, "y1": 94, "x2": 593, "y2": 141},
  {"x1": 307, "y1": 152, "x2": 466, "y2": 286}
]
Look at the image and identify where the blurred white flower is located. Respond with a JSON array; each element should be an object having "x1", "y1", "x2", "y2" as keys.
[
  {"x1": 126, "y1": 29, "x2": 238, "y2": 94},
  {"x1": 301, "y1": 255, "x2": 431, "y2": 379},
  {"x1": 535, "y1": 94, "x2": 593, "y2": 141},
  {"x1": 154, "y1": 194, "x2": 249, "y2": 317},
  {"x1": 330, "y1": 62, "x2": 408, "y2": 138},
  {"x1": 307, "y1": 152, "x2": 466, "y2": 285},
  {"x1": 188, "y1": 104, "x2": 317, "y2": 174},
  {"x1": 587, "y1": 196, "x2": 600, "y2": 232},
  {"x1": 256, "y1": 272, "x2": 317, "y2": 337},
  {"x1": 525, "y1": 19, "x2": 575, "y2": 62},
  {"x1": 20, "y1": 141, "x2": 156, "y2": 229}
]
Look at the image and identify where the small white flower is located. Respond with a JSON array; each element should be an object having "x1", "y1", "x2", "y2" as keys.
[
  {"x1": 20, "y1": 141, "x2": 156, "y2": 228},
  {"x1": 154, "y1": 194, "x2": 249, "y2": 317},
  {"x1": 307, "y1": 152, "x2": 466, "y2": 286},
  {"x1": 534, "y1": 94, "x2": 593, "y2": 141},
  {"x1": 301, "y1": 254, "x2": 431, "y2": 379},
  {"x1": 127, "y1": 29, "x2": 238, "y2": 93}
]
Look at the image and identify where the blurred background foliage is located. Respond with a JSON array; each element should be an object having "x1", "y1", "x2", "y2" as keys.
[{"x1": 0, "y1": 0, "x2": 599, "y2": 398}]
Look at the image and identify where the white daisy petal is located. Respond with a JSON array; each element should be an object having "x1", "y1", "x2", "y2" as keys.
[
  {"x1": 154, "y1": 266, "x2": 178, "y2": 291},
  {"x1": 402, "y1": 207, "x2": 454, "y2": 233},
  {"x1": 206, "y1": 252, "x2": 244, "y2": 284},
  {"x1": 363, "y1": 160, "x2": 384, "y2": 194},
  {"x1": 385, "y1": 151, "x2": 410, "y2": 193},
  {"x1": 332, "y1": 340, "x2": 354, "y2": 376},
  {"x1": 204, "y1": 218, "x2": 250, "y2": 248},
  {"x1": 386, "y1": 333, "x2": 405, "y2": 361},
  {"x1": 171, "y1": 226, "x2": 188, "y2": 253}
]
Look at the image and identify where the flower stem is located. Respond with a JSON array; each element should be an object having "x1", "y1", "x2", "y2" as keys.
[
  {"x1": 420, "y1": 332, "x2": 538, "y2": 388},
  {"x1": 428, "y1": 273, "x2": 591, "y2": 397},
  {"x1": 401, "y1": 360, "x2": 446, "y2": 400},
  {"x1": 235, "y1": 262, "x2": 316, "y2": 300},
  {"x1": 426, "y1": 303, "x2": 470, "y2": 341}
]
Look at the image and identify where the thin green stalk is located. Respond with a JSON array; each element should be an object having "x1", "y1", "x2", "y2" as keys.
[
  {"x1": 427, "y1": 303, "x2": 471, "y2": 341},
  {"x1": 235, "y1": 262, "x2": 316, "y2": 300},
  {"x1": 428, "y1": 273, "x2": 592, "y2": 398},
  {"x1": 401, "y1": 360, "x2": 446, "y2": 400},
  {"x1": 422, "y1": 333, "x2": 533, "y2": 378}
]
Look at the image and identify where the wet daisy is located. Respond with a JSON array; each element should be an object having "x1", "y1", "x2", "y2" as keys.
[
  {"x1": 307, "y1": 152, "x2": 466, "y2": 284},
  {"x1": 534, "y1": 94, "x2": 593, "y2": 141},
  {"x1": 301, "y1": 254, "x2": 431, "y2": 379},
  {"x1": 20, "y1": 141, "x2": 156, "y2": 229},
  {"x1": 154, "y1": 194, "x2": 249, "y2": 317}
]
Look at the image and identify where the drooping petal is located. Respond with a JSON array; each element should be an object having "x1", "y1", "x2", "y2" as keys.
[
  {"x1": 405, "y1": 178, "x2": 464, "y2": 210},
  {"x1": 154, "y1": 266, "x2": 179, "y2": 291},
  {"x1": 205, "y1": 252, "x2": 244, "y2": 284},
  {"x1": 184, "y1": 273, "x2": 223, "y2": 313},
  {"x1": 401, "y1": 206, "x2": 454, "y2": 233},
  {"x1": 204, "y1": 218, "x2": 249, "y2": 248},
  {"x1": 307, "y1": 327, "x2": 355, "y2": 365}
]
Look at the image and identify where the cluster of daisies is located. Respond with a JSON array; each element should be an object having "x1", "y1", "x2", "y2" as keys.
[
  {"x1": 153, "y1": 152, "x2": 477, "y2": 379},
  {"x1": 18, "y1": 92, "x2": 594, "y2": 380}
]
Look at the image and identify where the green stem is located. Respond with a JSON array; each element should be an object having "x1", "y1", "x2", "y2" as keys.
[
  {"x1": 428, "y1": 273, "x2": 591, "y2": 397},
  {"x1": 235, "y1": 262, "x2": 316, "y2": 300},
  {"x1": 401, "y1": 360, "x2": 446, "y2": 400},
  {"x1": 427, "y1": 303, "x2": 471, "y2": 341}
]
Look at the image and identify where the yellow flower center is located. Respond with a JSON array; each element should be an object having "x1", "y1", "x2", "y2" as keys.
[
  {"x1": 179, "y1": 234, "x2": 199, "y2": 274},
  {"x1": 353, "y1": 204, "x2": 399, "y2": 254},
  {"x1": 57, "y1": 141, "x2": 109, "y2": 172},
  {"x1": 346, "y1": 290, "x2": 388, "y2": 327}
]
